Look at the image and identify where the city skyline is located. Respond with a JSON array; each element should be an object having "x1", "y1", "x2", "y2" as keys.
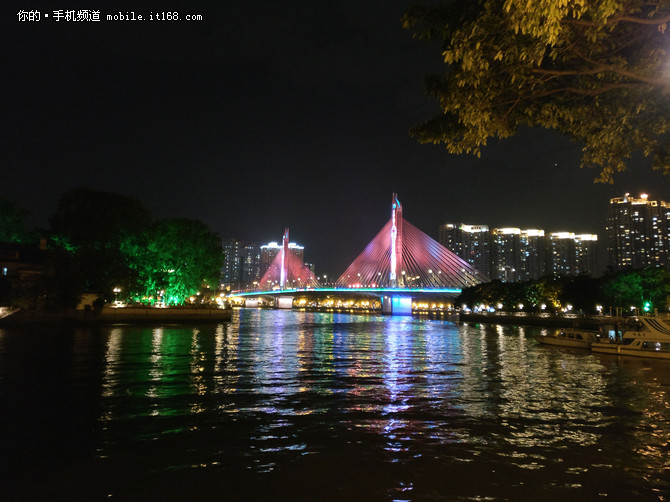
[
  {"x1": 224, "y1": 190, "x2": 618, "y2": 279},
  {"x1": 5, "y1": 1, "x2": 670, "y2": 275}
]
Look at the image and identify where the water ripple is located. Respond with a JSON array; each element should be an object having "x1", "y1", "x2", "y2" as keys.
[{"x1": 1, "y1": 311, "x2": 669, "y2": 500}]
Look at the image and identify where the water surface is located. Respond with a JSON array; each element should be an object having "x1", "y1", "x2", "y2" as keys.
[{"x1": 1, "y1": 309, "x2": 668, "y2": 500}]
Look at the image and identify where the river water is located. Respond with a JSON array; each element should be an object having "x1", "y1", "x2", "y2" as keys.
[{"x1": 1, "y1": 309, "x2": 668, "y2": 501}]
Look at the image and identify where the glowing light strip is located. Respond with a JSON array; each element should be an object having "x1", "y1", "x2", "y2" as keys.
[
  {"x1": 280, "y1": 228, "x2": 288, "y2": 288},
  {"x1": 390, "y1": 200, "x2": 397, "y2": 283},
  {"x1": 229, "y1": 286, "x2": 462, "y2": 297}
]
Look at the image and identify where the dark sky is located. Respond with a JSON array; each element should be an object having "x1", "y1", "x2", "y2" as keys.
[{"x1": 4, "y1": 1, "x2": 670, "y2": 276}]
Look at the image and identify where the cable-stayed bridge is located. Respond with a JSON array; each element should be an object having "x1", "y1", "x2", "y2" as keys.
[{"x1": 230, "y1": 194, "x2": 487, "y2": 314}]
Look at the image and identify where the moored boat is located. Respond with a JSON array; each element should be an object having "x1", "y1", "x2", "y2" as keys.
[
  {"x1": 590, "y1": 315, "x2": 670, "y2": 360},
  {"x1": 538, "y1": 328, "x2": 598, "y2": 349}
]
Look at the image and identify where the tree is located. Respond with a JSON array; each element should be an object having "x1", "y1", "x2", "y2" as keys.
[
  {"x1": 638, "y1": 266, "x2": 670, "y2": 311},
  {"x1": 50, "y1": 187, "x2": 152, "y2": 249},
  {"x1": 403, "y1": 0, "x2": 670, "y2": 182},
  {"x1": 560, "y1": 274, "x2": 602, "y2": 313},
  {"x1": 130, "y1": 218, "x2": 224, "y2": 304},
  {"x1": 600, "y1": 267, "x2": 670, "y2": 312},
  {"x1": 49, "y1": 188, "x2": 153, "y2": 303},
  {"x1": 0, "y1": 196, "x2": 32, "y2": 243},
  {"x1": 601, "y1": 269, "x2": 644, "y2": 310}
]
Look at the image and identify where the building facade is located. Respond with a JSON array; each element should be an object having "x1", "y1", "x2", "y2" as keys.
[
  {"x1": 438, "y1": 224, "x2": 491, "y2": 278},
  {"x1": 606, "y1": 193, "x2": 669, "y2": 270},
  {"x1": 491, "y1": 228, "x2": 521, "y2": 282},
  {"x1": 574, "y1": 234, "x2": 599, "y2": 275},
  {"x1": 222, "y1": 236, "x2": 313, "y2": 291},
  {"x1": 440, "y1": 223, "x2": 598, "y2": 281},
  {"x1": 547, "y1": 232, "x2": 576, "y2": 277},
  {"x1": 221, "y1": 238, "x2": 262, "y2": 290},
  {"x1": 0, "y1": 241, "x2": 50, "y2": 307},
  {"x1": 519, "y1": 229, "x2": 546, "y2": 280},
  {"x1": 259, "y1": 241, "x2": 305, "y2": 276}
]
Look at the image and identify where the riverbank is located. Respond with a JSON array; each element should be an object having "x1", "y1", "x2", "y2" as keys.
[
  {"x1": 459, "y1": 311, "x2": 613, "y2": 329},
  {"x1": 0, "y1": 306, "x2": 232, "y2": 326}
]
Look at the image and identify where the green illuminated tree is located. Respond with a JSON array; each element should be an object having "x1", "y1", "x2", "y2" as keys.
[
  {"x1": 602, "y1": 269, "x2": 644, "y2": 310},
  {"x1": 403, "y1": 0, "x2": 670, "y2": 181},
  {"x1": 640, "y1": 267, "x2": 670, "y2": 311},
  {"x1": 131, "y1": 218, "x2": 224, "y2": 304},
  {"x1": 604, "y1": 267, "x2": 670, "y2": 311},
  {"x1": 0, "y1": 197, "x2": 32, "y2": 243}
]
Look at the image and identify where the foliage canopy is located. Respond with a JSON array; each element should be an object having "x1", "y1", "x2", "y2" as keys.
[
  {"x1": 403, "y1": 0, "x2": 670, "y2": 181},
  {"x1": 458, "y1": 267, "x2": 670, "y2": 313},
  {"x1": 49, "y1": 188, "x2": 223, "y2": 306},
  {"x1": 127, "y1": 218, "x2": 224, "y2": 304},
  {"x1": 0, "y1": 197, "x2": 32, "y2": 243},
  {"x1": 49, "y1": 188, "x2": 153, "y2": 301}
]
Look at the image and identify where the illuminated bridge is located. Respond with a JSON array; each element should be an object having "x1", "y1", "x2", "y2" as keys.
[{"x1": 230, "y1": 194, "x2": 487, "y2": 314}]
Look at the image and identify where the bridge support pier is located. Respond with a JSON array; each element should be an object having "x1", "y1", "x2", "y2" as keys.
[
  {"x1": 381, "y1": 295, "x2": 412, "y2": 316},
  {"x1": 275, "y1": 297, "x2": 294, "y2": 309}
]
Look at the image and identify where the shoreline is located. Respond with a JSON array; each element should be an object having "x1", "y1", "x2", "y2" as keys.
[
  {"x1": 459, "y1": 312, "x2": 615, "y2": 329},
  {"x1": 0, "y1": 306, "x2": 233, "y2": 326},
  {"x1": 1, "y1": 306, "x2": 623, "y2": 329}
]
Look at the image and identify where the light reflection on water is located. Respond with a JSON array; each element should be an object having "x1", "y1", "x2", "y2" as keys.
[{"x1": 1, "y1": 309, "x2": 669, "y2": 501}]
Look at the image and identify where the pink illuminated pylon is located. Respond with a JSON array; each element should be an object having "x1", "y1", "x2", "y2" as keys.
[
  {"x1": 258, "y1": 228, "x2": 320, "y2": 290},
  {"x1": 280, "y1": 227, "x2": 289, "y2": 288},
  {"x1": 390, "y1": 193, "x2": 403, "y2": 287},
  {"x1": 336, "y1": 194, "x2": 488, "y2": 288}
]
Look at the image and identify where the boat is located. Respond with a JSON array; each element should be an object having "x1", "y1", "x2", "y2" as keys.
[
  {"x1": 538, "y1": 328, "x2": 598, "y2": 349},
  {"x1": 590, "y1": 315, "x2": 670, "y2": 360}
]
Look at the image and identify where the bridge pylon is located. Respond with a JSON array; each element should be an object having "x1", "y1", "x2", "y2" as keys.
[
  {"x1": 335, "y1": 194, "x2": 488, "y2": 314},
  {"x1": 258, "y1": 228, "x2": 320, "y2": 291}
]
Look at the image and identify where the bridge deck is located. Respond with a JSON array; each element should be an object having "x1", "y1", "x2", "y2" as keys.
[{"x1": 230, "y1": 287, "x2": 461, "y2": 297}]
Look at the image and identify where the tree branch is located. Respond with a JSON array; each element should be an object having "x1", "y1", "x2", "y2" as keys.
[
  {"x1": 562, "y1": 13, "x2": 670, "y2": 27},
  {"x1": 531, "y1": 82, "x2": 639, "y2": 97},
  {"x1": 569, "y1": 47, "x2": 670, "y2": 88},
  {"x1": 531, "y1": 67, "x2": 611, "y2": 77},
  {"x1": 494, "y1": 82, "x2": 639, "y2": 108}
]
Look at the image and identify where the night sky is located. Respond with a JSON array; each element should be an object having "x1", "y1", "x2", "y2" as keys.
[{"x1": 4, "y1": 1, "x2": 670, "y2": 276}]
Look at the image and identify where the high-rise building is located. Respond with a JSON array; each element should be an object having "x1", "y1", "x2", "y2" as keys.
[
  {"x1": 491, "y1": 228, "x2": 521, "y2": 281},
  {"x1": 221, "y1": 238, "x2": 261, "y2": 290},
  {"x1": 438, "y1": 223, "x2": 490, "y2": 277},
  {"x1": 574, "y1": 234, "x2": 599, "y2": 275},
  {"x1": 260, "y1": 241, "x2": 306, "y2": 277},
  {"x1": 519, "y1": 229, "x2": 545, "y2": 280},
  {"x1": 438, "y1": 224, "x2": 462, "y2": 256},
  {"x1": 547, "y1": 232, "x2": 576, "y2": 276},
  {"x1": 440, "y1": 222, "x2": 599, "y2": 281},
  {"x1": 607, "y1": 193, "x2": 668, "y2": 270},
  {"x1": 545, "y1": 232, "x2": 599, "y2": 276}
]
